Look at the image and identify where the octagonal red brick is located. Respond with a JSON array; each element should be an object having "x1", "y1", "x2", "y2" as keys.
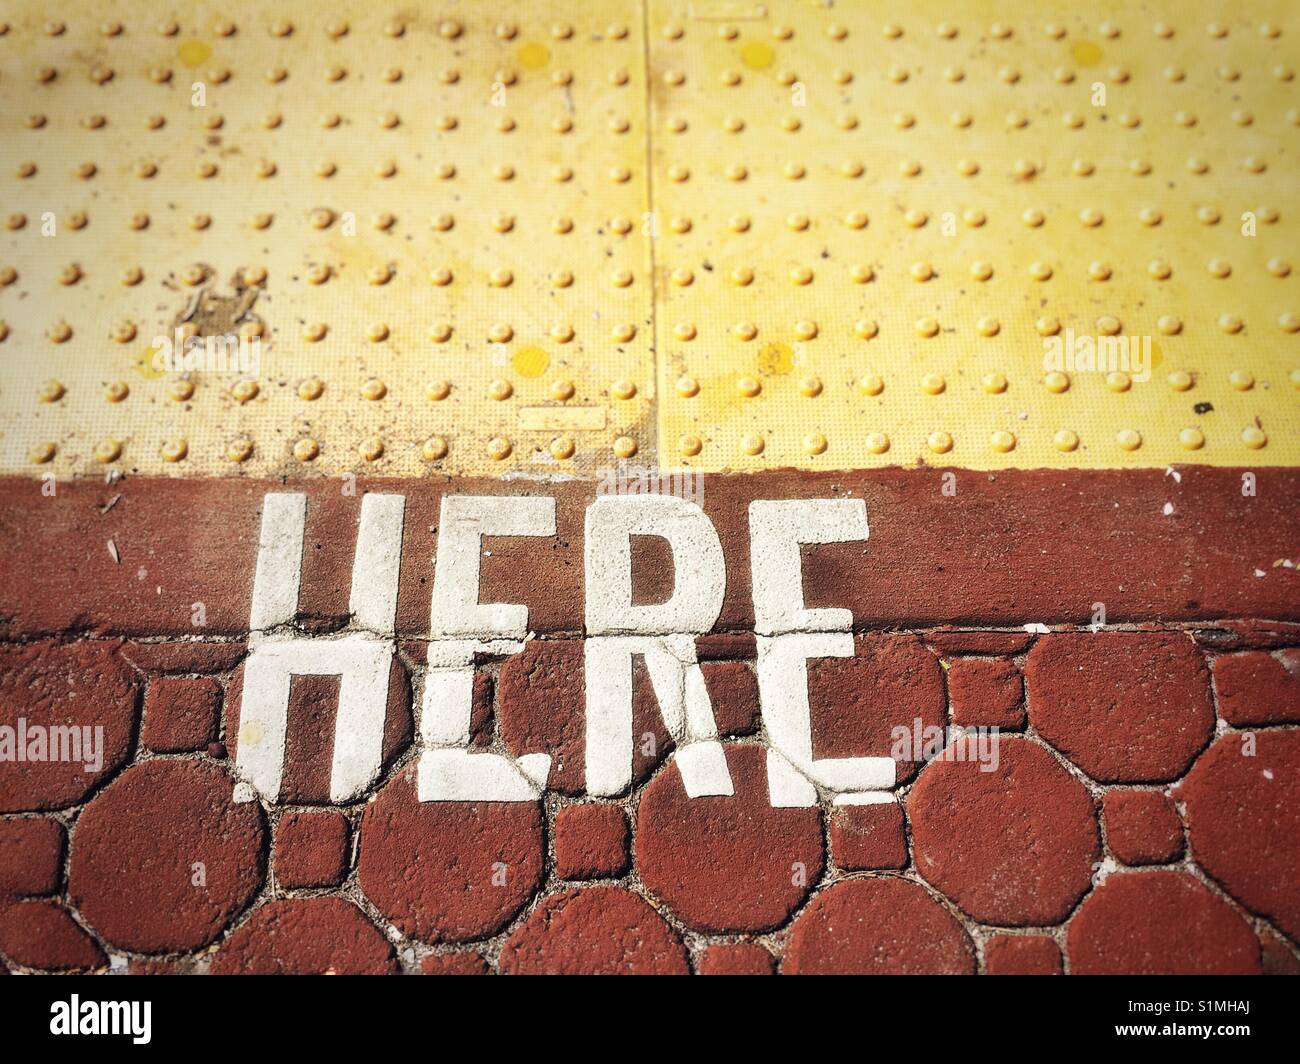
[
  {"x1": 910, "y1": 738, "x2": 1099, "y2": 925},
  {"x1": 1025, "y1": 632, "x2": 1214, "y2": 782},
  {"x1": 499, "y1": 886, "x2": 689, "y2": 975},
  {"x1": 0, "y1": 640, "x2": 137, "y2": 812},
  {"x1": 211, "y1": 898, "x2": 397, "y2": 975},
  {"x1": 784, "y1": 878, "x2": 975, "y2": 975},
  {"x1": 69, "y1": 760, "x2": 264, "y2": 952},
  {"x1": 358, "y1": 770, "x2": 543, "y2": 943},
  {"x1": 635, "y1": 744, "x2": 824, "y2": 933},
  {"x1": 1068, "y1": 870, "x2": 1260, "y2": 974},
  {"x1": 1178, "y1": 730, "x2": 1300, "y2": 941}
]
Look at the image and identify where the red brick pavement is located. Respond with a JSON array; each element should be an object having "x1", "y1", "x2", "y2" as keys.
[{"x1": 0, "y1": 469, "x2": 1296, "y2": 974}]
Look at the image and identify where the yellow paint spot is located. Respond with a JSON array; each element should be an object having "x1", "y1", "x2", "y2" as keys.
[
  {"x1": 741, "y1": 41, "x2": 775, "y2": 70},
  {"x1": 134, "y1": 346, "x2": 166, "y2": 380},
  {"x1": 512, "y1": 346, "x2": 550, "y2": 378},
  {"x1": 1071, "y1": 41, "x2": 1102, "y2": 66},
  {"x1": 1149, "y1": 341, "x2": 1164, "y2": 370},
  {"x1": 757, "y1": 342, "x2": 794, "y2": 376},
  {"x1": 178, "y1": 39, "x2": 212, "y2": 68},
  {"x1": 239, "y1": 721, "x2": 265, "y2": 747},
  {"x1": 518, "y1": 42, "x2": 550, "y2": 69}
]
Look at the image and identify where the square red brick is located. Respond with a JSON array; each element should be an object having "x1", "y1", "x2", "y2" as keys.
[
  {"x1": 0, "y1": 818, "x2": 64, "y2": 896},
  {"x1": 701, "y1": 661, "x2": 760, "y2": 736},
  {"x1": 829, "y1": 800, "x2": 907, "y2": 871},
  {"x1": 1102, "y1": 790, "x2": 1184, "y2": 865},
  {"x1": 274, "y1": 810, "x2": 350, "y2": 889},
  {"x1": 985, "y1": 934, "x2": 1062, "y2": 975},
  {"x1": 553, "y1": 804, "x2": 629, "y2": 880},
  {"x1": 947, "y1": 657, "x2": 1025, "y2": 729},
  {"x1": 1212, "y1": 650, "x2": 1300, "y2": 726},
  {"x1": 142, "y1": 676, "x2": 222, "y2": 752},
  {"x1": 698, "y1": 942, "x2": 774, "y2": 975},
  {"x1": 421, "y1": 952, "x2": 491, "y2": 975}
]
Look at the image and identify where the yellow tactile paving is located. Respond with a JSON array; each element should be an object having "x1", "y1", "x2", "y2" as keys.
[
  {"x1": 0, "y1": 2, "x2": 1297, "y2": 476},
  {"x1": 649, "y1": 1, "x2": 1299, "y2": 470},
  {"x1": 0, "y1": 3, "x2": 654, "y2": 477}
]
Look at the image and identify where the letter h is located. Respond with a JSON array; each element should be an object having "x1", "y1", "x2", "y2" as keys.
[{"x1": 236, "y1": 492, "x2": 405, "y2": 802}]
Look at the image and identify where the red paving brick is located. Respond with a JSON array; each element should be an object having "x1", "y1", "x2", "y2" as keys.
[
  {"x1": 1177, "y1": 731, "x2": 1300, "y2": 942},
  {"x1": 635, "y1": 745, "x2": 823, "y2": 934},
  {"x1": 420, "y1": 951, "x2": 492, "y2": 976},
  {"x1": 0, "y1": 899, "x2": 105, "y2": 972},
  {"x1": 274, "y1": 810, "x2": 350, "y2": 890},
  {"x1": 2, "y1": 469, "x2": 1296, "y2": 639},
  {"x1": 1211, "y1": 650, "x2": 1300, "y2": 725},
  {"x1": 142, "y1": 676, "x2": 222, "y2": 753},
  {"x1": 498, "y1": 639, "x2": 673, "y2": 795},
  {"x1": 911, "y1": 739, "x2": 1099, "y2": 926},
  {"x1": 67, "y1": 760, "x2": 265, "y2": 953},
  {"x1": 984, "y1": 935, "x2": 1063, "y2": 975},
  {"x1": 0, "y1": 471, "x2": 1296, "y2": 974},
  {"x1": 120, "y1": 641, "x2": 247, "y2": 674},
  {"x1": 0, "y1": 640, "x2": 137, "y2": 811},
  {"x1": 210, "y1": 898, "x2": 397, "y2": 975},
  {"x1": 1025, "y1": 633, "x2": 1216, "y2": 783},
  {"x1": 0, "y1": 818, "x2": 64, "y2": 896},
  {"x1": 698, "y1": 942, "x2": 776, "y2": 976},
  {"x1": 947, "y1": 657, "x2": 1026, "y2": 730},
  {"x1": 499, "y1": 887, "x2": 688, "y2": 975},
  {"x1": 553, "y1": 804, "x2": 630, "y2": 881},
  {"x1": 225, "y1": 661, "x2": 412, "y2": 805},
  {"x1": 1067, "y1": 871, "x2": 1261, "y2": 975},
  {"x1": 829, "y1": 801, "x2": 908, "y2": 871},
  {"x1": 784, "y1": 879, "x2": 975, "y2": 975},
  {"x1": 806, "y1": 633, "x2": 945, "y2": 784},
  {"x1": 1102, "y1": 791, "x2": 1185, "y2": 866},
  {"x1": 357, "y1": 771, "x2": 544, "y2": 944},
  {"x1": 1260, "y1": 927, "x2": 1300, "y2": 977},
  {"x1": 700, "y1": 661, "x2": 761, "y2": 737}
]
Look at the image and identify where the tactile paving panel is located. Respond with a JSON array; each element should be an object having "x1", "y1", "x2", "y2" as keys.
[
  {"x1": 0, "y1": 2, "x2": 655, "y2": 477},
  {"x1": 1, "y1": 2, "x2": 1297, "y2": 476}
]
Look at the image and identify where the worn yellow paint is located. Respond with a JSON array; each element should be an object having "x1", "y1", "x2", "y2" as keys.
[
  {"x1": 1070, "y1": 41, "x2": 1103, "y2": 66},
  {"x1": 517, "y1": 42, "x2": 550, "y2": 69},
  {"x1": 740, "y1": 41, "x2": 774, "y2": 69},
  {"x1": 757, "y1": 342, "x2": 795, "y2": 376},
  {"x1": 0, "y1": 1, "x2": 1296, "y2": 478},
  {"x1": 518, "y1": 406, "x2": 608, "y2": 431},
  {"x1": 177, "y1": 39, "x2": 212, "y2": 68},
  {"x1": 133, "y1": 347, "x2": 167, "y2": 381},
  {"x1": 512, "y1": 346, "x2": 551, "y2": 378}
]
